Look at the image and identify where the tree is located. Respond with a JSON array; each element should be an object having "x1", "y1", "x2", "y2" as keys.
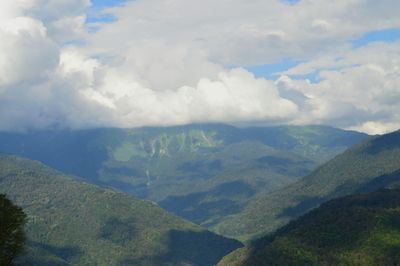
[{"x1": 0, "y1": 194, "x2": 26, "y2": 265}]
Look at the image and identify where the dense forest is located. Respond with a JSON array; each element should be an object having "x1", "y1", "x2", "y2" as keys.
[
  {"x1": 0, "y1": 154, "x2": 241, "y2": 265},
  {"x1": 219, "y1": 189, "x2": 400, "y2": 265},
  {"x1": 215, "y1": 130, "x2": 400, "y2": 241},
  {"x1": 0, "y1": 194, "x2": 26, "y2": 265},
  {"x1": 2, "y1": 127, "x2": 400, "y2": 265}
]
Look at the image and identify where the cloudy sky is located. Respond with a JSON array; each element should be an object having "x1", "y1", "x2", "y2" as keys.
[{"x1": 0, "y1": 0, "x2": 400, "y2": 134}]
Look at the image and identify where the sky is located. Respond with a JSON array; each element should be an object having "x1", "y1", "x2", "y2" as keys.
[{"x1": 0, "y1": 1, "x2": 400, "y2": 134}]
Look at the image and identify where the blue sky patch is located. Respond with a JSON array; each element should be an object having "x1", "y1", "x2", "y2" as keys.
[
  {"x1": 282, "y1": 0, "x2": 301, "y2": 5},
  {"x1": 86, "y1": 0, "x2": 128, "y2": 31},
  {"x1": 352, "y1": 28, "x2": 400, "y2": 48},
  {"x1": 85, "y1": 13, "x2": 117, "y2": 24},
  {"x1": 245, "y1": 60, "x2": 335, "y2": 84},
  {"x1": 288, "y1": 72, "x2": 320, "y2": 83},
  {"x1": 244, "y1": 59, "x2": 302, "y2": 80},
  {"x1": 90, "y1": 0, "x2": 127, "y2": 9},
  {"x1": 86, "y1": 0, "x2": 127, "y2": 23}
]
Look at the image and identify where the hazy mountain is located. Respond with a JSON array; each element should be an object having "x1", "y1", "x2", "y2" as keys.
[
  {"x1": 0, "y1": 124, "x2": 367, "y2": 227},
  {"x1": 214, "y1": 130, "x2": 400, "y2": 241},
  {"x1": 219, "y1": 189, "x2": 400, "y2": 266},
  {"x1": 0, "y1": 154, "x2": 242, "y2": 265}
]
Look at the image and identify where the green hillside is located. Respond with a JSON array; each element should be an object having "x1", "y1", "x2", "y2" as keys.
[
  {"x1": 0, "y1": 154, "x2": 242, "y2": 266},
  {"x1": 0, "y1": 124, "x2": 367, "y2": 227},
  {"x1": 214, "y1": 130, "x2": 400, "y2": 241},
  {"x1": 219, "y1": 189, "x2": 400, "y2": 266}
]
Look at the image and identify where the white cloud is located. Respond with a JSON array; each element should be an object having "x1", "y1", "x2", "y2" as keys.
[
  {"x1": 0, "y1": 17, "x2": 58, "y2": 87},
  {"x1": 77, "y1": 58, "x2": 298, "y2": 127},
  {"x1": 277, "y1": 43, "x2": 400, "y2": 133},
  {"x1": 0, "y1": 0, "x2": 400, "y2": 134},
  {"x1": 86, "y1": 0, "x2": 400, "y2": 66},
  {"x1": 348, "y1": 121, "x2": 400, "y2": 135}
]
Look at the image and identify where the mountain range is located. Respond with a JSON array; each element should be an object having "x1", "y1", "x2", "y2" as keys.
[
  {"x1": 0, "y1": 124, "x2": 367, "y2": 228},
  {"x1": 3, "y1": 124, "x2": 400, "y2": 265}
]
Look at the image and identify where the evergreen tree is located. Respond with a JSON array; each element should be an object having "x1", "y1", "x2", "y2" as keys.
[{"x1": 0, "y1": 194, "x2": 26, "y2": 265}]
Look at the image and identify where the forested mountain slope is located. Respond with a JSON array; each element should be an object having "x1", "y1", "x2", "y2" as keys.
[
  {"x1": 0, "y1": 154, "x2": 242, "y2": 266},
  {"x1": 214, "y1": 130, "x2": 400, "y2": 241},
  {"x1": 219, "y1": 189, "x2": 400, "y2": 266}
]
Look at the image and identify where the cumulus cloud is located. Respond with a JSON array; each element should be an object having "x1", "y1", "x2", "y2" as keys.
[
  {"x1": 0, "y1": 0, "x2": 400, "y2": 134},
  {"x1": 277, "y1": 43, "x2": 400, "y2": 133},
  {"x1": 85, "y1": 0, "x2": 400, "y2": 66},
  {"x1": 65, "y1": 51, "x2": 298, "y2": 127}
]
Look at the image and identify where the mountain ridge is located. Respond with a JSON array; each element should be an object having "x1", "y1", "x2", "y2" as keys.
[
  {"x1": 219, "y1": 188, "x2": 400, "y2": 266},
  {"x1": 0, "y1": 154, "x2": 242, "y2": 265},
  {"x1": 0, "y1": 124, "x2": 368, "y2": 229},
  {"x1": 213, "y1": 129, "x2": 400, "y2": 241}
]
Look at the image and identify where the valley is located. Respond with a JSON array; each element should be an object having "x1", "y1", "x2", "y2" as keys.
[
  {"x1": 0, "y1": 154, "x2": 242, "y2": 265},
  {"x1": 214, "y1": 130, "x2": 400, "y2": 241},
  {"x1": 0, "y1": 124, "x2": 367, "y2": 228},
  {"x1": 3, "y1": 125, "x2": 400, "y2": 265}
]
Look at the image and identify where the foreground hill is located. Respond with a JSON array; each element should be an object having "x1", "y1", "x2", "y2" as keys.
[
  {"x1": 214, "y1": 130, "x2": 400, "y2": 241},
  {"x1": 0, "y1": 124, "x2": 367, "y2": 227},
  {"x1": 219, "y1": 189, "x2": 400, "y2": 266},
  {"x1": 0, "y1": 154, "x2": 242, "y2": 265}
]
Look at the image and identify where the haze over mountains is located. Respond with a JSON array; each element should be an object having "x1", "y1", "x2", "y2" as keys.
[
  {"x1": 3, "y1": 124, "x2": 400, "y2": 265},
  {"x1": 0, "y1": 124, "x2": 367, "y2": 228}
]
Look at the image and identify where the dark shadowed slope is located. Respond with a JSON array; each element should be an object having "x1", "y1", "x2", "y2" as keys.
[
  {"x1": 219, "y1": 189, "x2": 400, "y2": 266},
  {"x1": 0, "y1": 124, "x2": 367, "y2": 227},
  {"x1": 0, "y1": 154, "x2": 242, "y2": 266},
  {"x1": 0, "y1": 194, "x2": 26, "y2": 265},
  {"x1": 214, "y1": 130, "x2": 400, "y2": 241}
]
